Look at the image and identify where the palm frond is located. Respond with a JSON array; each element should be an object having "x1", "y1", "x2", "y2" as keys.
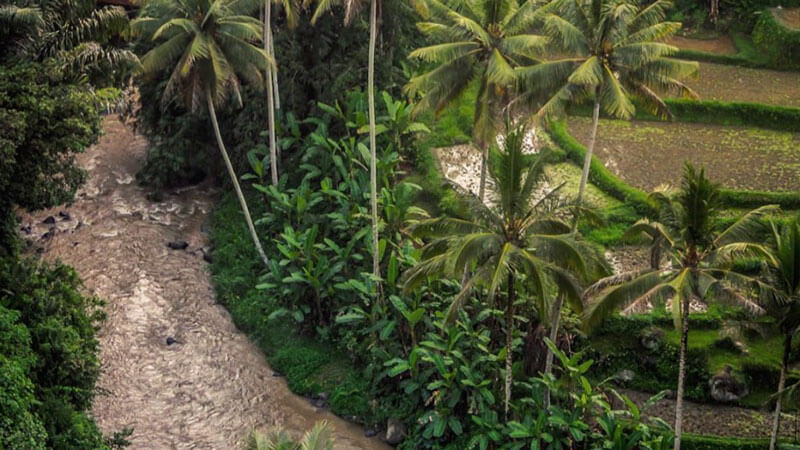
[
  {"x1": 583, "y1": 270, "x2": 669, "y2": 331},
  {"x1": 715, "y1": 204, "x2": 779, "y2": 247}
]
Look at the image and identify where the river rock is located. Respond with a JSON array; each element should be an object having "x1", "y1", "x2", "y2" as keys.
[
  {"x1": 168, "y1": 240, "x2": 189, "y2": 250},
  {"x1": 201, "y1": 245, "x2": 214, "y2": 263},
  {"x1": 709, "y1": 365, "x2": 748, "y2": 402},
  {"x1": 42, "y1": 216, "x2": 56, "y2": 225},
  {"x1": 59, "y1": 211, "x2": 71, "y2": 221},
  {"x1": 383, "y1": 418, "x2": 406, "y2": 445}
]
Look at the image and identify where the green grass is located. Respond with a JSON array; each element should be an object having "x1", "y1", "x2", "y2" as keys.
[{"x1": 663, "y1": 328, "x2": 782, "y2": 373}]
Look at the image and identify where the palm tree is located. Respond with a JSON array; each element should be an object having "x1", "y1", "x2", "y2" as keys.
[
  {"x1": 583, "y1": 163, "x2": 776, "y2": 450},
  {"x1": 760, "y1": 218, "x2": 800, "y2": 450},
  {"x1": 1, "y1": 0, "x2": 135, "y2": 79},
  {"x1": 132, "y1": 0, "x2": 273, "y2": 267},
  {"x1": 246, "y1": 421, "x2": 334, "y2": 450},
  {"x1": 306, "y1": 0, "x2": 382, "y2": 288},
  {"x1": 403, "y1": 124, "x2": 607, "y2": 420},
  {"x1": 516, "y1": 0, "x2": 697, "y2": 209},
  {"x1": 405, "y1": 0, "x2": 549, "y2": 202},
  {"x1": 262, "y1": 0, "x2": 299, "y2": 185}
]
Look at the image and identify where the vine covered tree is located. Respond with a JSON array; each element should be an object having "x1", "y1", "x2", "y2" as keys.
[
  {"x1": 583, "y1": 163, "x2": 775, "y2": 450},
  {"x1": 517, "y1": 0, "x2": 697, "y2": 209},
  {"x1": 132, "y1": 0, "x2": 274, "y2": 266},
  {"x1": 403, "y1": 124, "x2": 607, "y2": 420}
]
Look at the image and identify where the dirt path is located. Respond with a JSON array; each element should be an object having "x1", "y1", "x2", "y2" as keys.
[{"x1": 23, "y1": 116, "x2": 388, "y2": 449}]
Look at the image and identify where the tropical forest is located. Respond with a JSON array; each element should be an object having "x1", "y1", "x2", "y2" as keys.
[{"x1": 2, "y1": 0, "x2": 800, "y2": 448}]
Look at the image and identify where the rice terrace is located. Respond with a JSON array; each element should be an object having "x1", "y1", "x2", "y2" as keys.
[{"x1": 3, "y1": 0, "x2": 800, "y2": 449}]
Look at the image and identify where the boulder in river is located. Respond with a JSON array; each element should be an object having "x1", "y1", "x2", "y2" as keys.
[
  {"x1": 709, "y1": 365, "x2": 748, "y2": 402},
  {"x1": 168, "y1": 240, "x2": 189, "y2": 250},
  {"x1": 42, "y1": 216, "x2": 56, "y2": 225},
  {"x1": 383, "y1": 418, "x2": 406, "y2": 445}
]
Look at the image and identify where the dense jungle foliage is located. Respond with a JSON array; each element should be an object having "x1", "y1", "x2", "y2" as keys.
[{"x1": 2, "y1": 0, "x2": 800, "y2": 447}]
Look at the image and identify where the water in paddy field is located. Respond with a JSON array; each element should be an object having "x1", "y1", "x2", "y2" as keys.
[{"x1": 20, "y1": 116, "x2": 388, "y2": 449}]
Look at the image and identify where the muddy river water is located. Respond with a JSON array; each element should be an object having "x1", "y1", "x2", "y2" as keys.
[{"x1": 23, "y1": 116, "x2": 388, "y2": 449}]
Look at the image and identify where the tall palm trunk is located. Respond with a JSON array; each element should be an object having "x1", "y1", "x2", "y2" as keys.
[
  {"x1": 542, "y1": 294, "x2": 564, "y2": 410},
  {"x1": 576, "y1": 91, "x2": 600, "y2": 210},
  {"x1": 770, "y1": 331, "x2": 792, "y2": 450},
  {"x1": 673, "y1": 294, "x2": 690, "y2": 450},
  {"x1": 504, "y1": 272, "x2": 515, "y2": 421},
  {"x1": 207, "y1": 93, "x2": 270, "y2": 267},
  {"x1": 269, "y1": 29, "x2": 280, "y2": 112},
  {"x1": 264, "y1": 0, "x2": 278, "y2": 185},
  {"x1": 478, "y1": 143, "x2": 488, "y2": 202},
  {"x1": 368, "y1": 0, "x2": 381, "y2": 287}
]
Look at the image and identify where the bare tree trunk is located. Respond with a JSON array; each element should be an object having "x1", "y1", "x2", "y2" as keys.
[
  {"x1": 264, "y1": 0, "x2": 278, "y2": 185},
  {"x1": 207, "y1": 93, "x2": 270, "y2": 267},
  {"x1": 673, "y1": 294, "x2": 690, "y2": 450},
  {"x1": 504, "y1": 273, "x2": 515, "y2": 421},
  {"x1": 709, "y1": 0, "x2": 719, "y2": 23},
  {"x1": 478, "y1": 143, "x2": 488, "y2": 202},
  {"x1": 576, "y1": 95, "x2": 600, "y2": 208},
  {"x1": 771, "y1": 331, "x2": 792, "y2": 450},
  {"x1": 269, "y1": 27, "x2": 280, "y2": 112},
  {"x1": 368, "y1": 0, "x2": 381, "y2": 289},
  {"x1": 542, "y1": 294, "x2": 563, "y2": 410}
]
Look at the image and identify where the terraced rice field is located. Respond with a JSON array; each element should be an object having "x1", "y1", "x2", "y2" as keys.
[
  {"x1": 681, "y1": 62, "x2": 800, "y2": 107},
  {"x1": 567, "y1": 117, "x2": 800, "y2": 192},
  {"x1": 668, "y1": 35, "x2": 737, "y2": 54}
]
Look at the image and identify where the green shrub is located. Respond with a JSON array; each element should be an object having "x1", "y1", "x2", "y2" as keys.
[
  {"x1": 0, "y1": 257, "x2": 107, "y2": 449},
  {"x1": 753, "y1": 8, "x2": 800, "y2": 70},
  {"x1": 0, "y1": 306, "x2": 46, "y2": 449},
  {"x1": 0, "y1": 62, "x2": 102, "y2": 254}
]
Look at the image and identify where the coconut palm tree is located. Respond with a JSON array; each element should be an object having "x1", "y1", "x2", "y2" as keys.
[
  {"x1": 246, "y1": 420, "x2": 334, "y2": 450},
  {"x1": 404, "y1": 0, "x2": 551, "y2": 202},
  {"x1": 2, "y1": 0, "x2": 135, "y2": 79},
  {"x1": 262, "y1": 0, "x2": 299, "y2": 185},
  {"x1": 761, "y1": 218, "x2": 800, "y2": 450},
  {"x1": 403, "y1": 124, "x2": 607, "y2": 420},
  {"x1": 583, "y1": 163, "x2": 776, "y2": 450},
  {"x1": 516, "y1": 0, "x2": 698, "y2": 209},
  {"x1": 306, "y1": 0, "x2": 383, "y2": 287},
  {"x1": 132, "y1": 0, "x2": 273, "y2": 267}
]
